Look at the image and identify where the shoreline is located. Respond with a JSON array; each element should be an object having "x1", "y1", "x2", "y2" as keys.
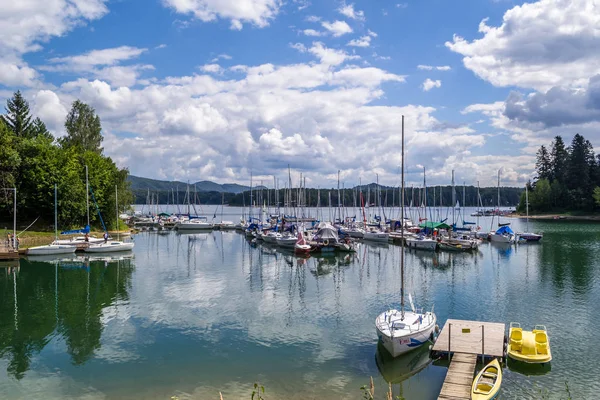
[{"x1": 509, "y1": 213, "x2": 600, "y2": 221}]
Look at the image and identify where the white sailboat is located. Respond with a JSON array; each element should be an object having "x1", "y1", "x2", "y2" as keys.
[
  {"x1": 375, "y1": 115, "x2": 437, "y2": 358},
  {"x1": 85, "y1": 185, "x2": 134, "y2": 253},
  {"x1": 28, "y1": 185, "x2": 77, "y2": 256},
  {"x1": 518, "y1": 185, "x2": 543, "y2": 242}
]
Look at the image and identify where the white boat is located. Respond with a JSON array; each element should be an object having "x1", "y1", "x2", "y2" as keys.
[
  {"x1": 84, "y1": 241, "x2": 135, "y2": 253},
  {"x1": 376, "y1": 307, "x2": 437, "y2": 358},
  {"x1": 54, "y1": 236, "x2": 105, "y2": 246},
  {"x1": 340, "y1": 227, "x2": 365, "y2": 238},
  {"x1": 363, "y1": 230, "x2": 390, "y2": 243},
  {"x1": 276, "y1": 233, "x2": 297, "y2": 248},
  {"x1": 217, "y1": 221, "x2": 236, "y2": 230},
  {"x1": 406, "y1": 236, "x2": 438, "y2": 251},
  {"x1": 177, "y1": 219, "x2": 214, "y2": 230},
  {"x1": 29, "y1": 185, "x2": 79, "y2": 256},
  {"x1": 261, "y1": 231, "x2": 281, "y2": 243},
  {"x1": 376, "y1": 116, "x2": 437, "y2": 358},
  {"x1": 490, "y1": 226, "x2": 515, "y2": 243},
  {"x1": 517, "y1": 185, "x2": 543, "y2": 242},
  {"x1": 28, "y1": 244, "x2": 77, "y2": 256}
]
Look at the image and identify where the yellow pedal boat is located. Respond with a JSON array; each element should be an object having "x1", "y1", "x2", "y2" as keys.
[
  {"x1": 471, "y1": 358, "x2": 502, "y2": 400},
  {"x1": 507, "y1": 322, "x2": 552, "y2": 363}
]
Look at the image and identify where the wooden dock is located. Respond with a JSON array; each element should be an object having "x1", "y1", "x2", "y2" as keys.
[
  {"x1": 432, "y1": 319, "x2": 506, "y2": 357},
  {"x1": 438, "y1": 353, "x2": 477, "y2": 400},
  {"x1": 433, "y1": 319, "x2": 506, "y2": 400}
]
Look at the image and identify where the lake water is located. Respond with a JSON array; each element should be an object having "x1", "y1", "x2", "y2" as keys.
[{"x1": 1, "y1": 208, "x2": 598, "y2": 399}]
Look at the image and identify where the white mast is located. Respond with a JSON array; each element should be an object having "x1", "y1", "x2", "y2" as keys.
[{"x1": 85, "y1": 165, "x2": 90, "y2": 227}]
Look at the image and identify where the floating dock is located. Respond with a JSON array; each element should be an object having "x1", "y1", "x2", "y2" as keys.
[
  {"x1": 433, "y1": 319, "x2": 506, "y2": 400},
  {"x1": 0, "y1": 247, "x2": 19, "y2": 260}
]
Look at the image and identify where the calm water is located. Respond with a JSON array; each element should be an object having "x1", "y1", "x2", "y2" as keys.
[{"x1": 1, "y1": 209, "x2": 599, "y2": 399}]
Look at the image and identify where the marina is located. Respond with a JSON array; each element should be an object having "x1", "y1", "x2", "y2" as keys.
[{"x1": 0, "y1": 212, "x2": 598, "y2": 399}]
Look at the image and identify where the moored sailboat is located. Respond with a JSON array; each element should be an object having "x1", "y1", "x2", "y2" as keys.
[{"x1": 375, "y1": 115, "x2": 437, "y2": 358}]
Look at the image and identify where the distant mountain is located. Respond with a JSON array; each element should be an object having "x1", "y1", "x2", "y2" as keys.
[{"x1": 127, "y1": 175, "x2": 256, "y2": 194}]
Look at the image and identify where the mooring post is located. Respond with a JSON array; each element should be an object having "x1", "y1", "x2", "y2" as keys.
[{"x1": 481, "y1": 324, "x2": 485, "y2": 364}]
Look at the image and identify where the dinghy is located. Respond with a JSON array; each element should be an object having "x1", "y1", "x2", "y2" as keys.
[
  {"x1": 471, "y1": 358, "x2": 502, "y2": 400},
  {"x1": 294, "y1": 231, "x2": 311, "y2": 254}
]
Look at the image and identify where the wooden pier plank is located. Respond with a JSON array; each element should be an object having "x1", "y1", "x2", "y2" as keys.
[{"x1": 437, "y1": 352, "x2": 477, "y2": 400}]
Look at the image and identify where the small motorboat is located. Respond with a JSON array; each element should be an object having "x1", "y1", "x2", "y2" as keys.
[
  {"x1": 294, "y1": 231, "x2": 311, "y2": 254},
  {"x1": 471, "y1": 358, "x2": 502, "y2": 400},
  {"x1": 507, "y1": 322, "x2": 552, "y2": 363}
]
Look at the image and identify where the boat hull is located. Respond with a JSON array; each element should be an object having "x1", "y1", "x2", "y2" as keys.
[
  {"x1": 406, "y1": 239, "x2": 437, "y2": 251},
  {"x1": 177, "y1": 222, "x2": 214, "y2": 230},
  {"x1": 363, "y1": 232, "x2": 390, "y2": 242},
  {"x1": 490, "y1": 233, "x2": 514, "y2": 243},
  {"x1": 27, "y1": 245, "x2": 77, "y2": 255},
  {"x1": 375, "y1": 311, "x2": 437, "y2": 358},
  {"x1": 471, "y1": 358, "x2": 502, "y2": 400},
  {"x1": 84, "y1": 242, "x2": 135, "y2": 253}
]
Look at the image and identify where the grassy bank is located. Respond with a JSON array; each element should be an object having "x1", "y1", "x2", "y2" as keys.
[{"x1": 509, "y1": 212, "x2": 600, "y2": 221}]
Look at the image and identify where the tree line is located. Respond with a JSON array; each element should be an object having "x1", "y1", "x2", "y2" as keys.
[
  {"x1": 0, "y1": 91, "x2": 132, "y2": 231},
  {"x1": 135, "y1": 184, "x2": 523, "y2": 209},
  {"x1": 520, "y1": 134, "x2": 600, "y2": 213}
]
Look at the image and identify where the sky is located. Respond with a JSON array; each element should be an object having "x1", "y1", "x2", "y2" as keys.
[{"x1": 1, "y1": 0, "x2": 600, "y2": 189}]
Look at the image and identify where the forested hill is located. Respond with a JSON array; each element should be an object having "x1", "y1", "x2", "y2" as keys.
[
  {"x1": 128, "y1": 175, "x2": 254, "y2": 194},
  {"x1": 132, "y1": 180, "x2": 523, "y2": 207}
]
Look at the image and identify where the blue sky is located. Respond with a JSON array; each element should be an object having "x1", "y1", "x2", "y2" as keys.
[{"x1": 2, "y1": 0, "x2": 599, "y2": 188}]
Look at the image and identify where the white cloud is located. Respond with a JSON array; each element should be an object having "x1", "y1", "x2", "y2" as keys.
[
  {"x1": 321, "y1": 20, "x2": 353, "y2": 37},
  {"x1": 155, "y1": 44, "x2": 168, "y2": 49},
  {"x1": 417, "y1": 65, "x2": 451, "y2": 71},
  {"x1": 162, "y1": 0, "x2": 280, "y2": 29},
  {"x1": 367, "y1": 30, "x2": 377, "y2": 38},
  {"x1": 32, "y1": 90, "x2": 68, "y2": 132},
  {"x1": 49, "y1": 46, "x2": 147, "y2": 67},
  {"x1": 396, "y1": 3, "x2": 408, "y2": 8},
  {"x1": 0, "y1": 59, "x2": 39, "y2": 87},
  {"x1": 373, "y1": 53, "x2": 391, "y2": 61},
  {"x1": 306, "y1": 15, "x2": 321, "y2": 22},
  {"x1": 303, "y1": 29, "x2": 324, "y2": 37},
  {"x1": 422, "y1": 79, "x2": 441, "y2": 91},
  {"x1": 200, "y1": 64, "x2": 223, "y2": 73},
  {"x1": 210, "y1": 54, "x2": 233, "y2": 62},
  {"x1": 307, "y1": 42, "x2": 359, "y2": 66},
  {"x1": 338, "y1": 3, "x2": 365, "y2": 21},
  {"x1": 0, "y1": 0, "x2": 108, "y2": 54},
  {"x1": 347, "y1": 36, "x2": 371, "y2": 47},
  {"x1": 445, "y1": 0, "x2": 600, "y2": 91}
]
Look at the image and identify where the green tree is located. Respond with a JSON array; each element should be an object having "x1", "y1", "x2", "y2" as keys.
[
  {"x1": 61, "y1": 100, "x2": 103, "y2": 154},
  {"x1": 30, "y1": 117, "x2": 53, "y2": 141},
  {"x1": 1, "y1": 91, "x2": 33, "y2": 138},
  {"x1": 567, "y1": 134, "x2": 595, "y2": 209},
  {"x1": 535, "y1": 145, "x2": 552, "y2": 183},
  {"x1": 530, "y1": 178, "x2": 551, "y2": 212},
  {"x1": 594, "y1": 187, "x2": 600, "y2": 207},
  {"x1": 0, "y1": 121, "x2": 21, "y2": 205},
  {"x1": 550, "y1": 135, "x2": 568, "y2": 183}
]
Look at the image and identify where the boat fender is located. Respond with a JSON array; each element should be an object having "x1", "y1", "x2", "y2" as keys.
[
  {"x1": 324, "y1": 239, "x2": 329, "y2": 246},
  {"x1": 435, "y1": 324, "x2": 440, "y2": 334}
]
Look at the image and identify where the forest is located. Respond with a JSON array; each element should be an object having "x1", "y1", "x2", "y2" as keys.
[
  {"x1": 519, "y1": 134, "x2": 600, "y2": 213},
  {"x1": 0, "y1": 91, "x2": 132, "y2": 231}
]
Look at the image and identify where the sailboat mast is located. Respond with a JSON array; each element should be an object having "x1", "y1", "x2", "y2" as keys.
[
  {"x1": 337, "y1": 170, "x2": 341, "y2": 224},
  {"x1": 463, "y1": 181, "x2": 466, "y2": 226},
  {"x1": 116, "y1": 184, "x2": 119, "y2": 241},
  {"x1": 54, "y1": 184, "x2": 58, "y2": 241},
  {"x1": 451, "y1": 170, "x2": 455, "y2": 226},
  {"x1": 477, "y1": 181, "x2": 480, "y2": 228},
  {"x1": 526, "y1": 184, "x2": 529, "y2": 232},
  {"x1": 401, "y1": 115, "x2": 405, "y2": 316},
  {"x1": 85, "y1": 165, "x2": 90, "y2": 227}
]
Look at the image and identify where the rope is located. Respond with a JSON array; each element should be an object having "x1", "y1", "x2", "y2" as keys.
[
  {"x1": 89, "y1": 187, "x2": 108, "y2": 232},
  {"x1": 17, "y1": 216, "x2": 41, "y2": 236}
]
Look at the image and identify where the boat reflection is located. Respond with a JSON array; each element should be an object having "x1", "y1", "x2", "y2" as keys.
[
  {"x1": 506, "y1": 357, "x2": 552, "y2": 376},
  {"x1": 375, "y1": 342, "x2": 432, "y2": 383}
]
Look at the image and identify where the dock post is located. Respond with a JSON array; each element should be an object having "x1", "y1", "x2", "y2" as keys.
[{"x1": 481, "y1": 325, "x2": 485, "y2": 364}]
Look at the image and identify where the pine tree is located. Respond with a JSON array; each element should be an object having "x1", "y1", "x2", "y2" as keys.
[
  {"x1": 31, "y1": 117, "x2": 54, "y2": 141},
  {"x1": 61, "y1": 100, "x2": 103, "y2": 154},
  {"x1": 1, "y1": 90, "x2": 33, "y2": 138},
  {"x1": 535, "y1": 145, "x2": 552, "y2": 183},
  {"x1": 550, "y1": 135, "x2": 568, "y2": 183},
  {"x1": 567, "y1": 134, "x2": 595, "y2": 209}
]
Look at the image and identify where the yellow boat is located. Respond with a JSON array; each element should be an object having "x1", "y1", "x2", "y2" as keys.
[
  {"x1": 471, "y1": 358, "x2": 502, "y2": 400},
  {"x1": 507, "y1": 322, "x2": 552, "y2": 363}
]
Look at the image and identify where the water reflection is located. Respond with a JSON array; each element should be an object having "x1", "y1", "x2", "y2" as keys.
[{"x1": 0, "y1": 256, "x2": 134, "y2": 379}]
